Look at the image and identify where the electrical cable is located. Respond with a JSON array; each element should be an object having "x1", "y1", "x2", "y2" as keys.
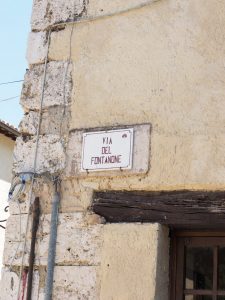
[
  {"x1": 0, "y1": 80, "x2": 23, "y2": 86},
  {"x1": 0, "y1": 95, "x2": 20, "y2": 102}
]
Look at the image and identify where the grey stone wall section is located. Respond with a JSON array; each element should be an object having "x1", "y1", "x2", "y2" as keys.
[
  {"x1": 26, "y1": 31, "x2": 48, "y2": 65},
  {"x1": 31, "y1": 0, "x2": 86, "y2": 31},
  {"x1": 19, "y1": 106, "x2": 70, "y2": 136},
  {"x1": 13, "y1": 135, "x2": 65, "y2": 174},
  {"x1": 0, "y1": 266, "x2": 99, "y2": 300},
  {"x1": 20, "y1": 61, "x2": 72, "y2": 111},
  {"x1": 4, "y1": 213, "x2": 104, "y2": 267}
]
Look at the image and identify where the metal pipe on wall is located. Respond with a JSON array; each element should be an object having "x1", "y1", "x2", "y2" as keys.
[{"x1": 44, "y1": 183, "x2": 60, "y2": 300}]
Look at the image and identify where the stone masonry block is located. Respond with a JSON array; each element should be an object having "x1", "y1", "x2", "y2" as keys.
[
  {"x1": 0, "y1": 268, "x2": 40, "y2": 300},
  {"x1": 13, "y1": 135, "x2": 65, "y2": 174},
  {"x1": 38, "y1": 266, "x2": 99, "y2": 300},
  {"x1": 19, "y1": 106, "x2": 70, "y2": 136},
  {"x1": 19, "y1": 111, "x2": 38, "y2": 135},
  {"x1": 0, "y1": 266, "x2": 98, "y2": 300},
  {"x1": 4, "y1": 213, "x2": 103, "y2": 266},
  {"x1": 65, "y1": 124, "x2": 151, "y2": 177},
  {"x1": 5, "y1": 211, "x2": 87, "y2": 242},
  {"x1": 39, "y1": 222, "x2": 103, "y2": 266},
  {"x1": 26, "y1": 31, "x2": 48, "y2": 65},
  {"x1": 20, "y1": 61, "x2": 72, "y2": 111},
  {"x1": 31, "y1": 0, "x2": 85, "y2": 31},
  {"x1": 9, "y1": 179, "x2": 95, "y2": 215}
]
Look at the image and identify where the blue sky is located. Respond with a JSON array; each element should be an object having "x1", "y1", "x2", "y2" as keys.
[{"x1": 0, "y1": 2, "x2": 33, "y2": 127}]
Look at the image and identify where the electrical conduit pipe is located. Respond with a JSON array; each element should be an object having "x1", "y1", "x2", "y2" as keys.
[{"x1": 44, "y1": 184, "x2": 60, "y2": 300}]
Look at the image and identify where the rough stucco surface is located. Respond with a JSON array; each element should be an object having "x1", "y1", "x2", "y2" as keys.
[
  {"x1": 47, "y1": 0, "x2": 225, "y2": 190},
  {"x1": 87, "y1": 0, "x2": 158, "y2": 18},
  {"x1": 99, "y1": 223, "x2": 168, "y2": 300}
]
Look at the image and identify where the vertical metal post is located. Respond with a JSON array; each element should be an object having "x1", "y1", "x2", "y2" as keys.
[{"x1": 44, "y1": 184, "x2": 60, "y2": 300}]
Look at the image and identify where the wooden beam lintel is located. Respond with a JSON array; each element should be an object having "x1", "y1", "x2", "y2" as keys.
[{"x1": 93, "y1": 190, "x2": 225, "y2": 229}]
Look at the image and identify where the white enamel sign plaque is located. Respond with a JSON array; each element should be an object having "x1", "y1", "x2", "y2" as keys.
[{"x1": 81, "y1": 128, "x2": 133, "y2": 172}]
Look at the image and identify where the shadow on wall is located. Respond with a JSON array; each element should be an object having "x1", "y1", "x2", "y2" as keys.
[{"x1": 155, "y1": 225, "x2": 170, "y2": 300}]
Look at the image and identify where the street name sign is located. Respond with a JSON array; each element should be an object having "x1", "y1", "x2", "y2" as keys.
[{"x1": 81, "y1": 128, "x2": 133, "y2": 172}]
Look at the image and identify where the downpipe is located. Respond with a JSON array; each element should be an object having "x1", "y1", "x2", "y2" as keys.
[{"x1": 44, "y1": 181, "x2": 60, "y2": 300}]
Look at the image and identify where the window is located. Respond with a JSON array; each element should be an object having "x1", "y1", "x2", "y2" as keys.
[{"x1": 170, "y1": 232, "x2": 225, "y2": 300}]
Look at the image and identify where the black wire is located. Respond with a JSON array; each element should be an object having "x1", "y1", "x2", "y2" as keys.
[
  {"x1": 0, "y1": 95, "x2": 20, "y2": 102},
  {"x1": 0, "y1": 80, "x2": 23, "y2": 86}
]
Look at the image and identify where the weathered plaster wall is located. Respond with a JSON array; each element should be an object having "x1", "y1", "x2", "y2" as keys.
[
  {"x1": 24, "y1": 0, "x2": 225, "y2": 190},
  {"x1": 47, "y1": 0, "x2": 225, "y2": 191},
  {"x1": 0, "y1": 133, "x2": 14, "y2": 182},
  {"x1": 0, "y1": 134, "x2": 14, "y2": 277},
  {"x1": 0, "y1": 179, "x2": 10, "y2": 278},
  {"x1": 2, "y1": 0, "x2": 225, "y2": 299},
  {"x1": 99, "y1": 223, "x2": 169, "y2": 300}
]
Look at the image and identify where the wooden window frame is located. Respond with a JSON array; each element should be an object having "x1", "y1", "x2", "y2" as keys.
[{"x1": 170, "y1": 231, "x2": 225, "y2": 300}]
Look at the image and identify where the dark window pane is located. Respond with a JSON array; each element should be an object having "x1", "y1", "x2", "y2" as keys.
[
  {"x1": 185, "y1": 247, "x2": 213, "y2": 290},
  {"x1": 218, "y1": 247, "x2": 225, "y2": 290},
  {"x1": 185, "y1": 296, "x2": 212, "y2": 300}
]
